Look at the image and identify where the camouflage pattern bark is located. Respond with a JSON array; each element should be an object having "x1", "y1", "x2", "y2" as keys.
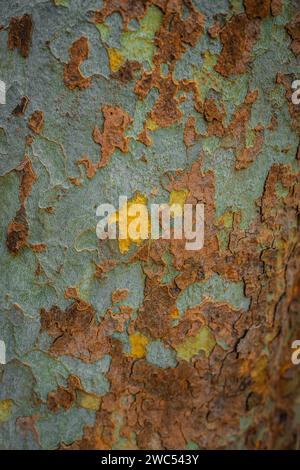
[{"x1": 0, "y1": 0, "x2": 300, "y2": 450}]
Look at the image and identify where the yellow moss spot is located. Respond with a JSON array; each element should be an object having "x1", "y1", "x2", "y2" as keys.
[
  {"x1": 107, "y1": 48, "x2": 124, "y2": 73},
  {"x1": 110, "y1": 192, "x2": 150, "y2": 254},
  {"x1": 0, "y1": 399, "x2": 13, "y2": 422},
  {"x1": 129, "y1": 332, "x2": 149, "y2": 358},
  {"x1": 175, "y1": 326, "x2": 216, "y2": 361},
  {"x1": 76, "y1": 391, "x2": 101, "y2": 411},
  {"x1": 145, "y1": 118, "x2": 159, "y2": 131}
]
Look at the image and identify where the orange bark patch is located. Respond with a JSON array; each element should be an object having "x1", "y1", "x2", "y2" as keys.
[
  {"x1": 112, "y1": 289, "x2": 129, "y2": 304},
  {"x1": 64, "y1": 287, "x2": 80, "y2": 300},
  {"x1": 91, "y1": 0, "x2": 153, "y2": 31},
  {"x1": 6, "y1": 155, "x2": 37, "y2": 255},
  {"x1": 64, "y1": 37, "x2": 92, "y2": 90},
  {"x1": 77, "y1": 155, "x2": 97, "y2": 179},
  {"x1": 30, "y1": 243, "x2": 47, "y2": 252},
  {"x1": 137, "y1": 127, "x2": 152, "y2": 147},
  {"x1": 17, "y1": 155, "x2": 37, "y2": 204},
  {"x1": 135, "y1": 70, "x2": 183, "y2": 128},
  {"x1": 203, "y1": 97, "x2": 226, "y2": 137},
  {"x1": 92, "y1": 105, "x2": 132, "y2": 169},
  {"x1": 94, "y1": 259, "x2": 117, "y2": 279},
  {"x1": 134, "y1": 2, "x2": 204, "y2": 129},
  {"x1": 183, "y1": 116, "x2": 199, "y2": 148},
  {"x1": 226, "y1": 91, "x2": 264, "y2": 170}
]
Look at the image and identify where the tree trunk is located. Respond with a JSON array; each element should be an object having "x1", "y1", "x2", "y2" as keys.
[{"x1": 0, "y1": 0, "x2": 300, "y2": 450}]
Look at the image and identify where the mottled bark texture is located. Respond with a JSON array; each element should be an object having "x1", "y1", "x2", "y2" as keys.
[{"x1": 0, "y1": 0, "x2": 300, "y2": 450}]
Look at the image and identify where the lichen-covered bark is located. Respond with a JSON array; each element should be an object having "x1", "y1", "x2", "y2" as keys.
[{"x1": 0, "y1": 0, "x2": 300, "y2": 450}]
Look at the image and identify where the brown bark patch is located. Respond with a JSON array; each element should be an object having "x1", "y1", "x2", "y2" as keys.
[
  {"x1": 8, "y1": 14, "x2": 33, "y2": 58},
  {"x1": 47, "y1": 375, "x2": 81, "y2": 412},
  {"x1": 244, "y1": 0, "x2": 271, "y2": 19},
  {"x1": 40, "y1": 301, "x2": 113, "y2": 362},
  {"x1": 215, "y1": 14, "x2": 260, "y2": 77},
  {"x1": 136, "y1": 277, "x2": 177, "y2": 339},
  {"x1": 6, "y1": 206, "x2": 29, "y2": 255},
  {"x1": 111, "y1": 60, "x2": 141, "y2": 82},
  {"x1": 153, "y1": 4, "x2": 204, "y2": 66},
  {"x1": 112, "y1": 289, "x2": 129, "y2": 304},
  {"x1": 12, "y1": 96, "x2": 29, "y2": 116},
  {"x1": 28, "y1": 110, "x2": 44, "y2": 134},
  {"x1": 277, "y1": 73, "x2": 300, "y2": 136},
  {"x1": 271, "y1": 0, "x2": 282, "y2": 16},
  {"x1": 224, "y1": 90, "x2": 264, "y2": 170},
  {"x1": 6, "y1": 155, "x2": 37, "y2": 254},
  {"x1": 286, "y1": 12, "x2": 300, "y2": 57}
]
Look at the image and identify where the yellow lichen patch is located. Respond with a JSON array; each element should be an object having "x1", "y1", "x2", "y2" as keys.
[
  {"x1": 76, "y1": 390, "x2": 101, "y2": 411},
  {"x1": 145, "y1": 118, "x2": 159, "y2": 131},
  {"x1": 96, "y1": 23, "x2": 110, "y2": 43},
  {"x1": 170, "y1": 189, "x2": 189, "y2": 208},
  {"x1": 193, "y1": 50, "x2": 219, "y2": 101},
  {"x1": 0, "y1": 399, "x2": 13, "y2": 423},
  {"x1": 119, "y1": 5, "x2": 163, "y2": 66},
  {"x1": 111, "y1": 192, "x2": 150, "y2": 254},
  {"x1": 265, "y1": 327, "x2": 280, "y2": 344},
  {"x1": 54, "y1": 0, "x2": 69, "y2": 5},
  {"x1": 169, "y1": 189, "x2": 189, "y2": 217},
  {"x1": 129, "y1": 332, "x2": 149, "y2": 358},
  {"x1": 218, "y1": 211, "x2": 234, "y2": 229},
  {"x1": 216, "y1": 210, "x2": 234, "y2": 251},
  {"x1": 107, "y1": 48, "x2": 124, "y2": 73},
  {"x1": 170, "y1": 307, "x2": 180, "y2": 319},
  {"x1": 175, "y1": 326, "x2": 216, "y2": 361},
  {"x1": 250, "y1": 355, "x2": 269, "y2": 395}
]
